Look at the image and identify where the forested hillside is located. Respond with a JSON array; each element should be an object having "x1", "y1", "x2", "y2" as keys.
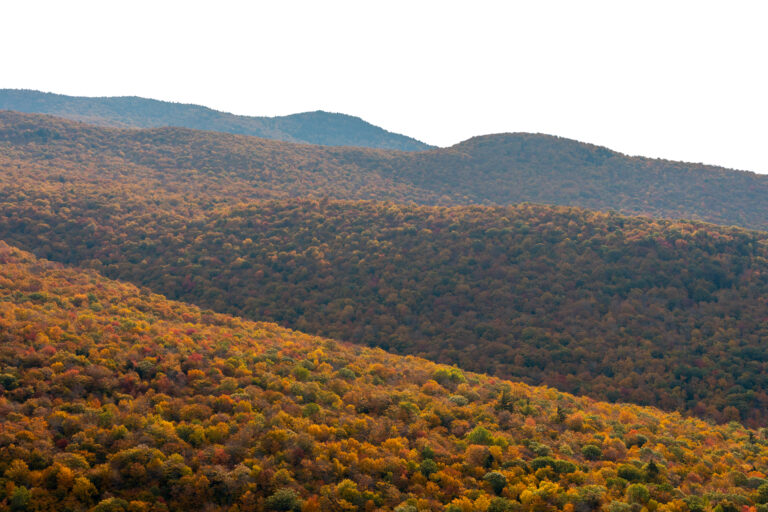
[
  {"x1": 0, "y1": 89, "x2": 433, "y2": 151},
  {"x1": 3, "y1": 177, "x2": 768, "y2": 426},
  {"x1": 2, "y1": 111, "x2": 768, "y2": 230},
  {"x1": 3, "y1": 242, "x2": 768, "y2": 512}
]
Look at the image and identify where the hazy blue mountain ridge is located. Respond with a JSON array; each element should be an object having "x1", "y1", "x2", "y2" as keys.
[{"x1": 0, "y1": 89, "x2": 433, "y2": 151}]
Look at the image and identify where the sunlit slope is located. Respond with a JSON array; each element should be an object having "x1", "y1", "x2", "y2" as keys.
[
  {"x1": 3, "y1": 194, "x2": 768, "y2": 425},
  {"x1": 3, "y1": 111, "x2": 768, "y2": 230},
  {"x1": 0, "y1": 89, "x2": 433, "y2": 151},
  {"x1": 1, "y1": 242, "x2": 768, "y2": 511}
]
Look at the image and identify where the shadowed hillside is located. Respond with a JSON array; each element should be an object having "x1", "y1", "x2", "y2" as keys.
[{"x1": 3, "y1": 184, "x2": 768, "y2": 425}]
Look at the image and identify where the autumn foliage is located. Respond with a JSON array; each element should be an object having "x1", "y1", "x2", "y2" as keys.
[
  {"x1": 2, "y1": 242, "x2": 768, "y2": 511},
  {"x1": 2, "y1": 111, "x2": 768, "y2": 230},
  {"x1": 5, "y1": 107, "x2": 768, "y2": 511},
  {"x1": 2, "y1": 191, "x2": 768, "y2": 424}
]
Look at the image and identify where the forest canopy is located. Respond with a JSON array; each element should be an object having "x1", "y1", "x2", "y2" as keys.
[
  {"x1": 2, "y1": 242, "x2": 768, "y2": 511},
  {"x1": 2, "y1": 189, "x2": 768, "y2": 425},
  {"x1": 2, "y1": 110, "x2": 768, "y2": 230}
]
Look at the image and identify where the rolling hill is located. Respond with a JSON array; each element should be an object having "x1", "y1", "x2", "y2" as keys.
[
  {"x1": 3, "y1": 177, "x2": 768, "y2": 426},
  {"x1": 2, "y1": 241, "x2": 768, "y2": 511},
  {"x1": 0, "y1": 89, "x2": 433, "y2": 151},
  {"x1": 2, "y1": 111, "x2": 768, "y2": 231},
  {"x1": 4, "y1": 111, "x2": 768, "y2": 425}
]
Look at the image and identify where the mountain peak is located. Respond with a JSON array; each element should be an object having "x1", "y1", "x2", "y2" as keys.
[
  {"x1": 448, "y1": 132, "x2": 619, "y2": 170},
  {"x1": 0, "y1": 89, "x2": 433, "y2": 151}
]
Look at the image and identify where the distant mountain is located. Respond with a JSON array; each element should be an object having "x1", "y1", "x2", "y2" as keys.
[
  {"x1": 0, "y1": 88, "x2": 433, "y2": 151},
  {"x1": 406, "y1": 133, "x2": 767, "y2": 227},
  {"x1": 2, "y1": 111, "x2": 768, "y2": 231}
]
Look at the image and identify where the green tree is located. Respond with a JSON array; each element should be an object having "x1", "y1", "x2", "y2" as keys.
[{"x1": 484, "y1": 471, "x2": 507, "y2": 495}]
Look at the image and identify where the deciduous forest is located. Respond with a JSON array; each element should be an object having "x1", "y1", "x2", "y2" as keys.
[
  {"x1": 3, "y1": 106, "x2": 768, "y2": 511},
  {"x1": 2, "y1": 242, "x2": 768, "y2": 512},
  {"x1": 2, "y1": 111, "x2": 768, "y2": 230},
  {"x1": 2, "y1": 191, "x2": 767, "y2": 424}
]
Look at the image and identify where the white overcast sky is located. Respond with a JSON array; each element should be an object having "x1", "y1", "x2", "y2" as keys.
[{"x1": 2, "y1": 1, "x2": 767, "y2": 172}]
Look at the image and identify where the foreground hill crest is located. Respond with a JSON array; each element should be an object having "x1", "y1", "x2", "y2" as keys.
[{"x1": 2, "y1": 241, "x2": 768, "y2": 511}]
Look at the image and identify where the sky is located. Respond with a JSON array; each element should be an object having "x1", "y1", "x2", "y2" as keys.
[{"x1": 2, "y1": 0, "x2": 767, "y2": 173}]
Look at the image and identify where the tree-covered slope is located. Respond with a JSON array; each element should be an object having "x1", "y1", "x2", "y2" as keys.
[
  {"x1": 413, "y1": 134, "x2": 765, "y2": 227},
  {"x1": 3, "y1": 183, "x2": 768, "y2": 425},
  {"x1": 2, "y1": 111, "x2": 768, "y2": 230},
  {"x1": 0, "y1": 89, "x2": 433, "y2": 151},
  {"x1": 3, "y1": 241, "x2": 768, "y2": 512}
]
